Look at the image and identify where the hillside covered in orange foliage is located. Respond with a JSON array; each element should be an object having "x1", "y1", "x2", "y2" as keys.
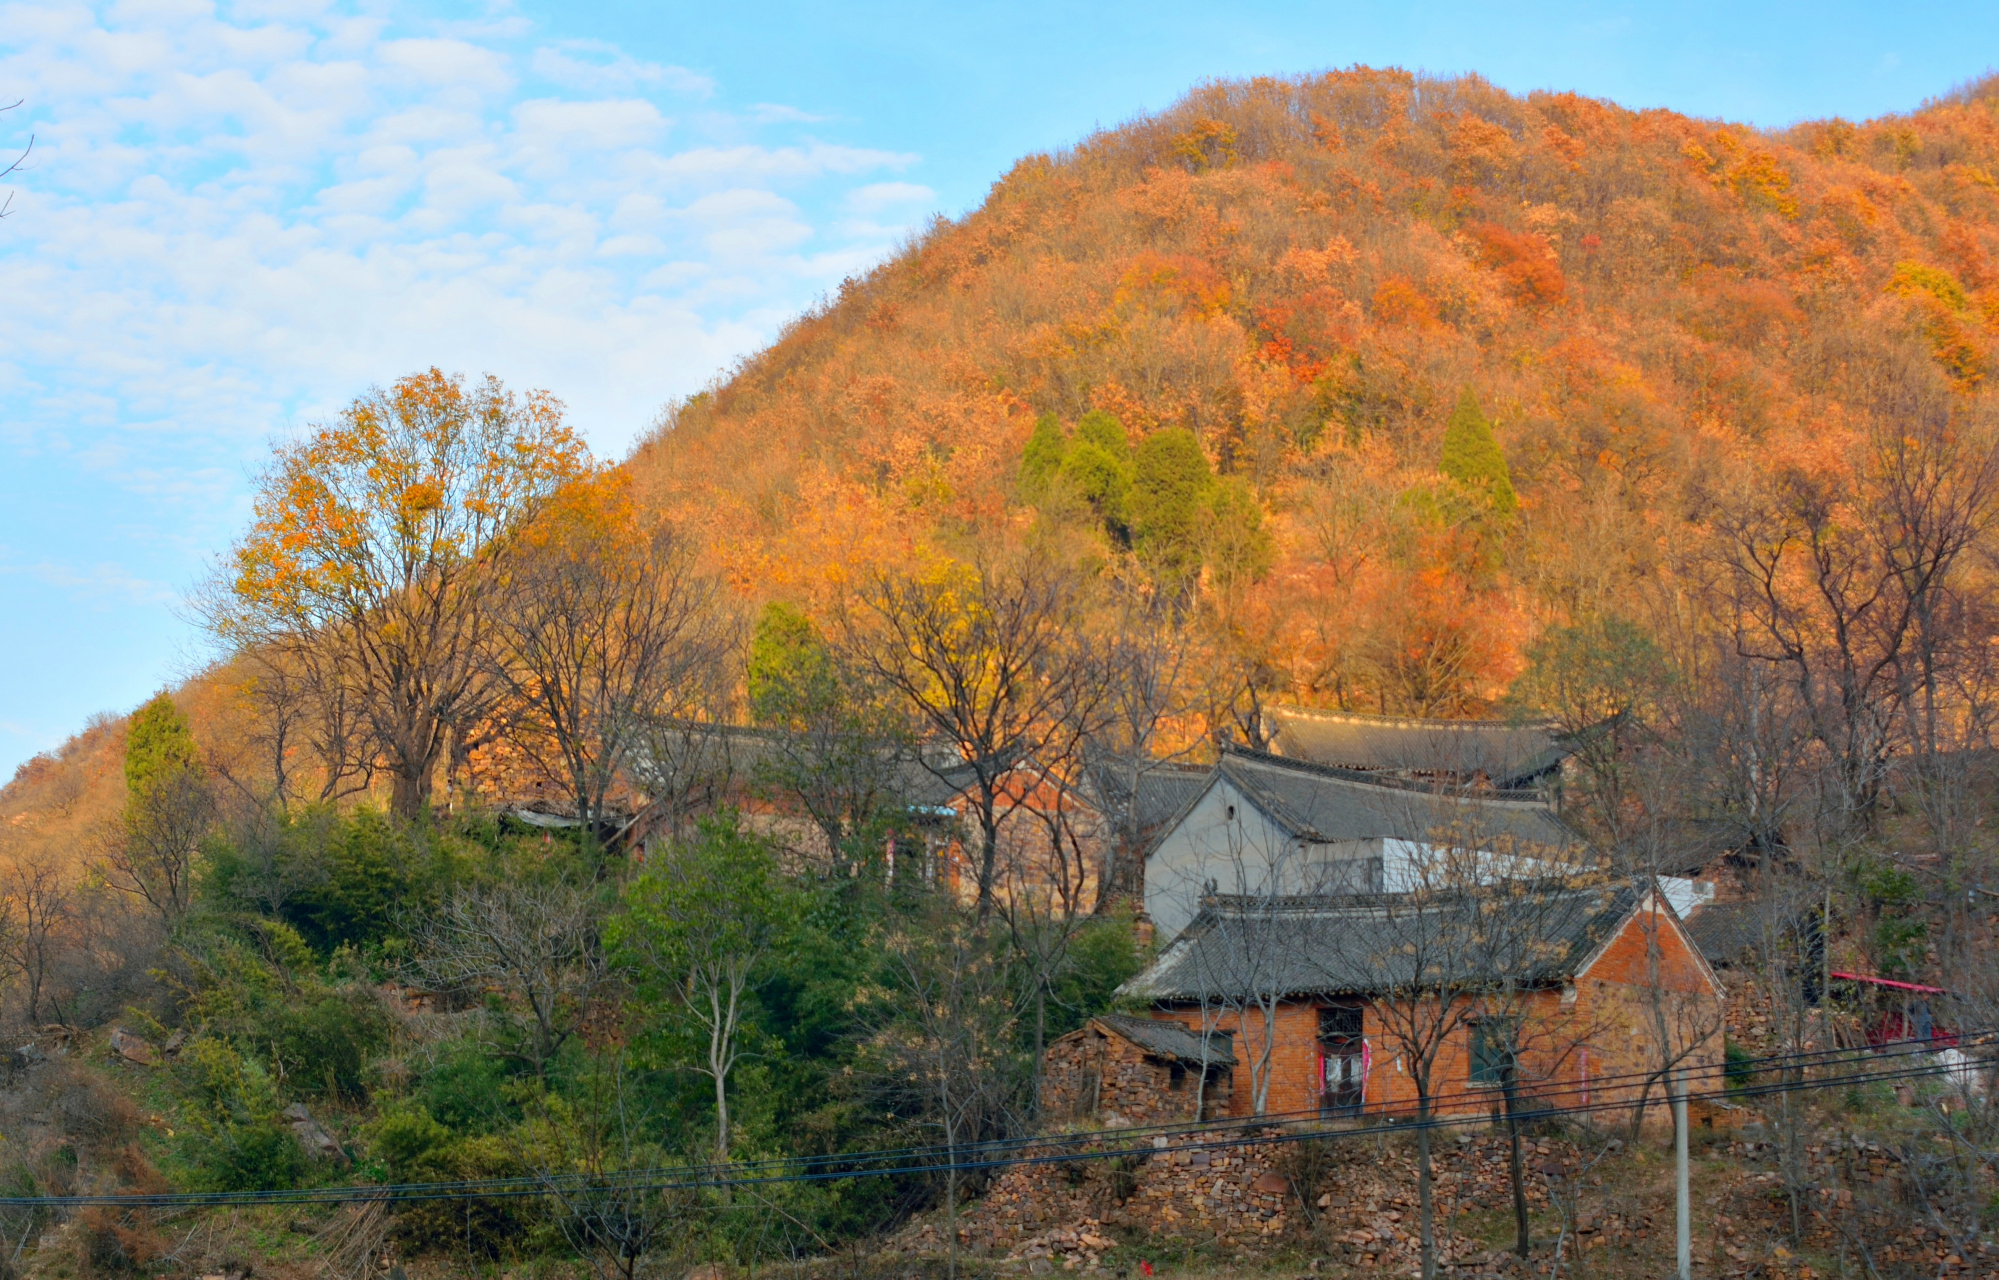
[{"x1": 632, "y1": 68, "x2": 1999, "y2": 717}]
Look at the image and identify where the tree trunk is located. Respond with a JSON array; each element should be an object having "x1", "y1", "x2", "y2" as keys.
[
  {"x1": 1504, "y1": 1069, "x2": 1529, "y2": 1257},
  {"x1": 974, "y1": 800, "x2": 1001, "y2": 919},
  {"x1": 1032, "y1": 982, "x2": 1047, "y2": 1121},
  {"x1": 943, "y1": 1112, "x2": 960, "y2": 1280},
  {"x1": 390, "y1": 766, "x2": 429, "y2": 821},
  {"x1": 1417, "y1": 1087, "x2": 1436, "y2": 1280}
]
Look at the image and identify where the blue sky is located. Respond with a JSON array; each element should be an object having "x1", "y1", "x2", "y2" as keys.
[{"x1": 0, "y1": 0, "x2": 1994, "y2": 781}]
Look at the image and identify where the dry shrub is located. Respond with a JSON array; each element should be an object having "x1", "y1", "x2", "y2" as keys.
[
  {"x1": 42, "y1": 1064, "x2": 141, "y2": 1155},
  {"x1": 75, "y1": 1204, "x2": 163, "y2": 1278}
]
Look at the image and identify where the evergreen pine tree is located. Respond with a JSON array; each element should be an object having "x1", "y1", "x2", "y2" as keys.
[
  {"x1": 1073, "y1": 409, "x2": 1128, "y2": 454},
  {"x1": 1058, "y1": 410, "x2": 1135, "y2": 534},
  {"x1": 125, "y1": 691, "x2": 200, "y2": 797},
  {"x1": 747, "y1": 601, "x2": 838, "y2": 727},
  {"x1": 1017, "y1": 413, "x2": 1068, "y2": 498},
  {"x1": 1439, "y1": 388, "x2": 1518, "y2": 517},
  {"x1": 1129, "y1": 427, "x2": 1215, "y2": 587}
]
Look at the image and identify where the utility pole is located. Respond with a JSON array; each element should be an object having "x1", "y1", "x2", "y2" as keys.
[{"x1": 1674, "y1": 1067, "x2": 1691, "y2": 1280}]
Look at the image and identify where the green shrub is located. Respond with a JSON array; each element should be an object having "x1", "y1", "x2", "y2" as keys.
[
  {"x1": 366, "y1": 1108, "x2": 532, "y2": 1255},
  {"x1": 1723, "y1": 1038, "x2": 1756, "y2": 1092},
  {"x1": 416, "y1": 1042, "x2": 523, "y2": 1134},
  {"x1": 265, "y1": 985, "x2": 391, "y2": 1101},
  {"x1": 180, "y1": 1115, "x2": 308, "y2": 1193},
  {"x1": 174, "y1": 1039, "x2": 309, "y2": 1192}
]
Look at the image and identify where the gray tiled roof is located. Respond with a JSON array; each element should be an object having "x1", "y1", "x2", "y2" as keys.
[
  {"x1": 1096, "y1": 1014, "x2": 1237, "y2": 1066},
  {"x1": 1683, "y1": 901, "x2": 1764, "y2": 966},
  {"x1": 1087, "y1": 758, "x2": 1214, "y2": 844},
  {"x1": 635, "y1": 722, "x2": 984, "y2": 810},
  {"x1": 1121, "y1": 885, "x2": 1640, "y2": 1003},
  {"x1": 1218, "y1": 747, "x2": 1579, "y2": 853},
  {"x1": 1263, "y1": 707, "x2": 1567, "y2": 788}
]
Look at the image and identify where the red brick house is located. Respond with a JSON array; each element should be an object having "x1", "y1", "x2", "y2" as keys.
[{"x1": 1117, "y1": 882, "x2": 1724, "y2": 1122}]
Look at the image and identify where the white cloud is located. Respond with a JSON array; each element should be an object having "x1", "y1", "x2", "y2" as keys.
[
  {"x1": 747, "y1": 102, "x2": 827, "y2": 124},
  {"x1": 378, "y1": 37, "x2": 514, "y2": 95},
  {"x1": 846, "y1": 180, "x2": 935, "y2": 212},
  {"x1": 0, "y1": 557, "x2": 177, "y2": 607},
  {"x1": 643, "y1": 142, "x2": 918, "y2": 182},
  {"x1": 0, "y1": 0, "x2": 930, "y2": 778},
  {"x1": 513, "y1": 97, "x2": 668, "y2": 155},
  {"x1": 531, "y1": 40, "x2": 713, "y2": 96}
]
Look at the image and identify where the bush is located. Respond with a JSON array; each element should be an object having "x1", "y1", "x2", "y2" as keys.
[
  {"x1": 174, "y1": 1037, "x2": 310, "y2": 1192},
  {"x1": 180, "y1": 1115, "x2": 308, "y2": 1192},
  {"x1": 1724, "y1": 1038, "x2": 1756, "y2": 1092},
  {"x1": 367, "y1": 1107, "x2": 533, "y2": 1255},
  {"x1": 43, "y1": 1064, "x2": 142, "y2": 1154},
  {"x1": 76, "y1": 1204, "x2": 162, "y2": 1278},
  {"x1": 416, "y1": 1041, "x2": 523, "y2": 1134},
  {"x1": 265, "y1": 984, "x2": 391, "y2": 1101}
]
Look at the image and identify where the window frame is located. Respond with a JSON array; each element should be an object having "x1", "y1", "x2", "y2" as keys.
[{"x1": 1468, "y1": 1018, "x2": 1519, "y2": 1089}]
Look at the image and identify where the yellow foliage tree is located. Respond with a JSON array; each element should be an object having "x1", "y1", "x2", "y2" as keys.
[{"x1": 217, "y1": 369, "x2": 589, "y2": 817}]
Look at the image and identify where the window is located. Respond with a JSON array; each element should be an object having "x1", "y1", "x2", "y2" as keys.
[
  {"x1": 1168, "y1": 1062, "x2": 1187, "y2": 1092},
  {"x1": 1469, "y1": 1020, "x2": 1518, "y2": 1088}
]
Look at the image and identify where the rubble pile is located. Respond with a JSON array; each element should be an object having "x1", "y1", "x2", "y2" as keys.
[{"x1": 949, "y1": 1128, "x2": 1553, "y2": 1267}]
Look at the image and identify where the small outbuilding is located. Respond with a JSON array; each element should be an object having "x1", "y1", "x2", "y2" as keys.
[{"x1": 1040, "y1": 1014, "x2": 1236, "y2": 1125}]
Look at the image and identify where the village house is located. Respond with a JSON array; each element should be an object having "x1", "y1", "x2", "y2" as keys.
[
  {"x1": 1142, "y1": 745, "x2": 1585, "y2": 940},
  {"x1": 1139, "y1": 745, "x2": 1719, "y2": 938},
  {"x1": 1113, "y1": 882, "x2": 1725, "y2": 1122},
  {"x1": 611, "y1": 724, "x2": 1231, "y2": 916}
]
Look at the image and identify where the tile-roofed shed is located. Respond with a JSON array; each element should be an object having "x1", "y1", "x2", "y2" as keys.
[
  {"x1": 1261, "y1": 706, "x2": 1567, "y2": 788},
  {"x1": 1095, "y1": 1013, "x2": 1236, "y2": 1065},
  {"x1": 1217, "y1": 748, "x2": 1577, "y2": 848}
]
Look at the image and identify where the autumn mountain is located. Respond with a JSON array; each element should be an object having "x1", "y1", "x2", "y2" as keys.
[
  {"x1": 10, "y1": 65, "x2": 1999, "y2": 836},
  {"x1": 630, "y1": 68, "x2": 1999, "y2": 716}
]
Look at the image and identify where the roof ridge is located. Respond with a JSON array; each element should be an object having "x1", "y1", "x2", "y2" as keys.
[
  {"x1": 1222, "y1": 743, "x2": 1556, "y2": 806},
  {"x1": 1264, "y1": 704, "x2": 1558, "y2": 734}
]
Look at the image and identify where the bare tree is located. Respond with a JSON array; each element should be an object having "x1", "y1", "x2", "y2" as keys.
[
  {"x1": 105, "y1": 766, "x2": 214, "y2": 925},
  {"x1": 492, "y1": 504, "x2": 730, "y2": 835},
  {"x1": 208, "y1": 789, "x2": 329, "y2": 919},
  {"x1": 525, "y1": 1052, "x2": 696, "y2": 1280},
  {"x1": 861, "y1": 904, "x2": 1030, "y2": 1280},
  {"x1": 1308, "y1": 821, "x2": 1595, "y2": 1280},
  {"x1": 0, "y1": 854, "x2": 70, "y2": 1028},
  {"x1": 1718, "y1": 401, "x2": 1999, "y2": 836},
  {"x1": 997, "y1": 773, "x2": 1101, "y2": 1117},
  {"x1": 412, "y1": 877, "x2": 606, "y2": 1079},
  {"x1": 840, "y1": 546, "x2": 1094, "y2": 917},
  {"x1": 627, "y1": 714, "x2": 741, "y2": 849},
  {"x1": 0, "y1": 99, "x2": 31, "y2": 221},
  {"x1": 1081, "y1": 585, "x2": 1197, "y2": 911}
]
